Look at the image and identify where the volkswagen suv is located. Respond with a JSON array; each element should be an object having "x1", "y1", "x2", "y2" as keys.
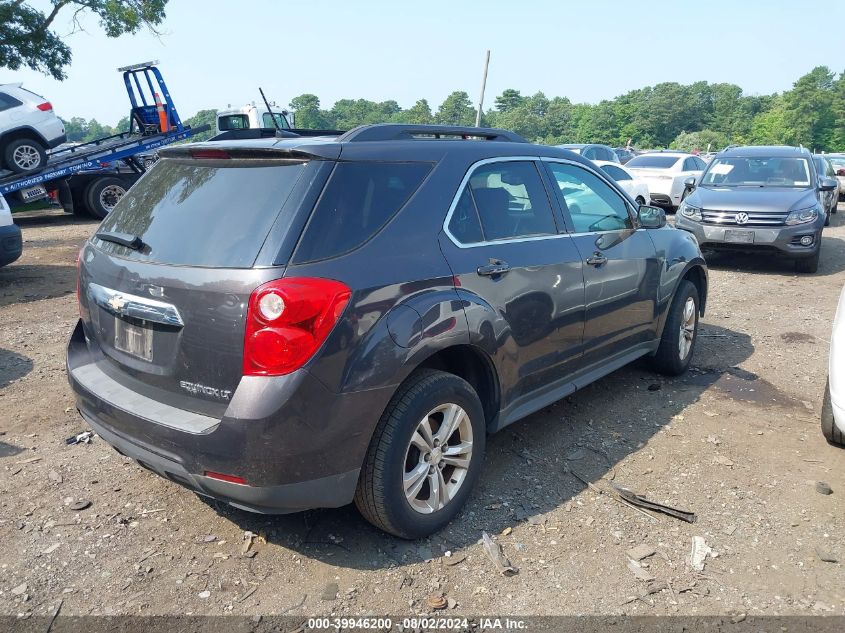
[
  {"x1": 676, "y1": 146, "x2": 838, "y2": 274},
  {"x1": 67, "y1": 124, "x2": 708, "y2": 538}
]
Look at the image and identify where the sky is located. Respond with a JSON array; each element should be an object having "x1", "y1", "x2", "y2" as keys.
[{"x1": 4, "y1": 0, "x2": 844, "y2": 125}]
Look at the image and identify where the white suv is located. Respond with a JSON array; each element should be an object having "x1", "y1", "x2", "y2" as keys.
[
  {"x1": 0, "y1": 83, "x2": 66, "y2": 173},
  {"x1": 0, "y1": 193, "x2": 22, "y2": 267},
  {"x1": 625, "y1": 152, "x2": 707, "y2": 210}
]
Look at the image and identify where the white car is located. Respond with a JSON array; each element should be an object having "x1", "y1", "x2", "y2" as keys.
[
  {"x1": 593, "y1": 160, "x2": 651, "y2": 205},
  {"x1": 823, "y1": 284, "x2": 845, "y2": 446},
  {"x1": 0, "y1": 83, "x2": 66, "y2": 173},
  {"x1": 216, "y1": 103, "x2": 293, "y2": 134},
  {"x1": 0, "y1": 193, "x2": 23, "y2": 267},
  {"x1": 625, "y1": 152, "x2": 707, "y2": 210}
]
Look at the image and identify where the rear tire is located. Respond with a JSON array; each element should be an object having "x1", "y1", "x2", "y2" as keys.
[
  {"x1": 651, "y1": 280, "x2": 699, "y2": 376},
  {"x1": 354, "y1": 369, "x2": 486, "y2": 539},
  {"x1": 821, "y1": 379, "x2": 844, "y2": 446},
  {"x1": 3, "y1": 137, "x2": 47, "y2": 173},
  {"x1": 85, "y1": 177, "x2": 128, "y2": 219},
  {"x1": 795, "y1": 247, "x2": 820, "y2": 274}
]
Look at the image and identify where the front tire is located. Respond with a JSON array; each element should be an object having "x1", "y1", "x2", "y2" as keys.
[
  {"x1": 795, "y1": 247, "x2": 820, "y2": 274},
  {"x1": 354, "y1": 369, "x2": 486, "y2": 539},
  {"x1": 4, "y1": 137, "x2": 47, "y2": 173},
  {"x1": 822, "y1": 379, "x2": 844, "y2": 446},
  {"x1": 651, "y1": 280, "x2": 699, "y2": 376}
]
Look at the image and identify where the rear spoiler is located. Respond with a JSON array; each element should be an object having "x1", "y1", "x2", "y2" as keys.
[
  {"x1": 157, "y1": 145, "x2": 332, "y2": 161},
  {"x1": 208, "y1": 127, "x2": 345, "y2": 142}
]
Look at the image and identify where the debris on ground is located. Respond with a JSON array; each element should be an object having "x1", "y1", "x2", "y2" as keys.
[
  {"x1": 65, "y1": 431, "x2": 94, "y2": 445},
  {"x1": 501, "y1": 526, "x2": 512, "y2": 536},
  {"x1": 481, "y1": 532, "x2": 517, "y2": 576},
  {"x1": 815, "y1": 547, "x2": 838, "y2": 563},
  {"x1": 627, "y1": 544, "x2": 656, "y2": 561},
  {"x1": 815, "y1": 481, "x2": 833, "y2": 496},
  {"x1": 48, "y1": 470, "x2": 62, "y2": 484},
  {"x1": 68, "y1": 500, "x2": 91, "y2": 511},
  {"x1": 426, "y1": 594, "x2": 447, "y2": 610},
  {"x1": 647, "y1": 383, "x2": 662, "y2": 391},
  {"x1": 197, "y1": 590, "x2": 210, "y2": 599},
  {"x1": 713, "y1": 455, "x2": 734, "y2": 467},
  {"x1": 444, "y1": 553, "x2": 466, "y2": 566},
  {"x1": 611, "y1": 483, "x2": 697, "y2": 523},
  {"x1": 626, "y1": 559, "x2": 655, "y2": 582},
  {"x1": 689, "y1": 536, "x2": 716, "y2": 571},
  {"x1": 11, "y1": 583, "x2": 27, "y2": 596},
  {"x1": 241, "y1": 531, "x2": 255, "y2": 555},
  {"x1": 320, "y1": 582, "x2": 338, "y2": 601}
]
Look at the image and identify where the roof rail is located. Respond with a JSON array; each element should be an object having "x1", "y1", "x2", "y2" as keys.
[{"x1": 338, "y1": 124, "x2": 527, "y2": 143}]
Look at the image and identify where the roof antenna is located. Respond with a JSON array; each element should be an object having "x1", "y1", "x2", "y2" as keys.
[{"x1": 259, "y1": 87, "x2": 284, "y2": 135}]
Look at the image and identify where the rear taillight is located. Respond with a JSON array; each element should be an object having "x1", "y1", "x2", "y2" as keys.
[
  {"x1": 37, "y1": 102, "x2": 53, "y2": 111},
  {"x1": 243, "y1": 278, "x2": 351, "y2": 376}
]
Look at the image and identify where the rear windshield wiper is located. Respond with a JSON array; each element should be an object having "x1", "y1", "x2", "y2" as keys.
[{"x1": 95, "y1": 231, "x2": 146, "y2": 251}]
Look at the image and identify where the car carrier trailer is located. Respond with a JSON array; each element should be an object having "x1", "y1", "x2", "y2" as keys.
[{"x1": 0, "y1": 61, "x2": 208, "y2": 219}]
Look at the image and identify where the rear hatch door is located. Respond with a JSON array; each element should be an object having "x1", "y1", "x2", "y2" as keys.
[{"x1": 78, "y1": 147, "x2": 332, "y2": 416}]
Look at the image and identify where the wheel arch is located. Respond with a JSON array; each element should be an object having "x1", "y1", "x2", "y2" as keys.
[
  {"x1": 655, "y1": 260, "x2": 708, "y2": 342},
  {"x1": 0, "y1": 126, "x2": 49, "y2": 147}
]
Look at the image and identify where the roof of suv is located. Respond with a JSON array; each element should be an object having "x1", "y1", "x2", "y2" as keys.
[
  {"x1": 718, "y1": 145, "x2": 811, "y2": 158},
  {"x1": 163, "y1": 123, "x2": 600, "y2": 166}
]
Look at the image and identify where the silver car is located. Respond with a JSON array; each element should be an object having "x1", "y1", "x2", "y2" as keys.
[
  {"x1": 813, "y1": 154, "x2": 840, "y2": 223},
  {"x1": 827, "y1": 154, "x2": 845, "y2": 201},
  {"x1": 676, "y1": 146, "x2": 838, "y2": 274}
]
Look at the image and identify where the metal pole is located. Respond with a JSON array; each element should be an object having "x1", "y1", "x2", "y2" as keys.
[{"x1": 475, "y1": 50, "x2": 490, "y2": 128}]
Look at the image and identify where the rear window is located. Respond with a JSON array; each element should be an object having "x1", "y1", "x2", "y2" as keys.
[
  {"x1": 292, "y1": 162, "x2": 431, "y2": 263},
  {"x1": 218, "y1": 115, "x2": 250, "y2": 130},
  {"x1": 96, "y1": 159, "x2": 306, "y2": 267},
  {"x1": 627, "y1": 155, "x2": 680, "y2": 169}
]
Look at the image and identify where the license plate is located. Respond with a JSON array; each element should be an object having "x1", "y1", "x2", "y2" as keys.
[
  {"x1": 724, "y1": 229, "x2": 754, "y2": 244},
  {"x1": 20, "y1": 185, "x2": 47, "y2": 202},
  {"x1": 114, "y1": 318, "x2": 153, "y2": 361}
]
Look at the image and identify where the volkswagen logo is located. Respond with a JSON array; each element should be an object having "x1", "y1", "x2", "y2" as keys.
[{"x1": 735, "y1": 212, "x2": 749, "y2": 225}]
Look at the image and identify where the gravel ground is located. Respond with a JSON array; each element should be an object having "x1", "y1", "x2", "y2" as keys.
[{"x1": 1, "y1": 207, "x2": 844, "y2": 618}]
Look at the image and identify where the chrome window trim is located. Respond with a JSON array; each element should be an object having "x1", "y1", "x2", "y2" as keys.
[{"x1": 442, "y1": 155, "x2": 571, "y2": 249}]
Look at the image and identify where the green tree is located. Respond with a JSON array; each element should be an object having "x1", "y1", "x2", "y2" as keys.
[
  {"x1": 435, "y1": 91, "x2": 475, "y2": 126},
  {"x1": 670, "y1": 130, "x2": 730, "y2": 153},
  {"x1": 750, "y1": 96, "x2": 790, "y2": 145},
  {"x1": 183, "y1": 109, "x2": 217, "y2": 141},
  {"x1": 0, "y1": 0, "x2": 169, "y2": 80},
  {"x1": 782, "y1": 66, "x2": 835, "y2": 150},
  {"x1": 289, "y1": 94, "x2": 331, "y2": 129},
  {"x1": 494, "y1": 89, "x2": 525, "y2": 113},
  {"x1": 399, "y1": 99, "x2": 433, "y2": 124}
]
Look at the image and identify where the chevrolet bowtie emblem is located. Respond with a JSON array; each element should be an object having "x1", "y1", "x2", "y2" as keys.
[{"x1": 108, "y1": 295, "x2": 127, "y2": 312}]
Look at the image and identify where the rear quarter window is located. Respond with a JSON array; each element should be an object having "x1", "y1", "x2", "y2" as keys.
[{"x1": 292, "y1": 162, "x2": 431, "y2": 263}]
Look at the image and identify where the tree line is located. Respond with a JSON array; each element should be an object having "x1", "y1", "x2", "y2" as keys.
[{"x1": 66, "y1": 65, "x2": 845, "y2": 152}]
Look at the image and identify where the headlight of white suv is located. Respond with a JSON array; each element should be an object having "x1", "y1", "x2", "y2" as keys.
[
  {"x1": 785, "y1": 207, "x2": 819, "y2": 225},
  {"x1": 679, "y1": 200, "x2": 702, "y2": 222}
]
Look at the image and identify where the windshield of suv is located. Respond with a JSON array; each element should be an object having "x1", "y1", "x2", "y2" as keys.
[
  {"x1": 700, "y1": 156, "x2": 812, "y2": 188},
  {"x1": 626, "y1": 155, "x2": 679, "y2": 169}
]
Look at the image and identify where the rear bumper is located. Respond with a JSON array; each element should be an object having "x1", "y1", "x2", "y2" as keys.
[
  {"x1": 66, "y1": 320, "x2": 393, "y2": 514},
  {"x1": 675, "y1": 215, "x2": 822, "y2": 259},
  {"x1": 47, "y1": 133, "x2": 68, "y2": 149},
  {"x1": 0, "y1": 222, "x2": 22, "y2": 266}
]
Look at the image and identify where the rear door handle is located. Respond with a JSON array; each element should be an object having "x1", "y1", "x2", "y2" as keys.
[
  {"x1": 586, "y1": 252, "x2": 608, "y2": 267},
  {"x1": 477, "y1": 259, "x2": 511, "y2": 277}
]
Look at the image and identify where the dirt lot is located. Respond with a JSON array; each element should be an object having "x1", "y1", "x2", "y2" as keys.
[{"x1": 1, "y1": 207, "x2": 844, "y2": 618}]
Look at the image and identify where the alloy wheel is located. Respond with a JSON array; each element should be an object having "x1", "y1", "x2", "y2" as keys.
[
  {"x1": 13, "y1": 144, "x2": 41, "y2": 170},
  {"x1": 678, "y1": 297, "x2": 696, "y2": 360}
]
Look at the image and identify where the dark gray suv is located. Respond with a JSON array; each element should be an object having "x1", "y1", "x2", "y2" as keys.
[{"x1": 67, "y1": 124, "x2": 708, "y2": 538}]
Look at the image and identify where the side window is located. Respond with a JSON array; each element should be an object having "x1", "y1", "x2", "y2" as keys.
[
  {"x1": 682, "y1": 158, "x2": 696, "y2": 172},
  {"x1": 695, "y1": 157, "x2": 707, "y2": 171},
  {"x1": 582, "y1": 147, "x2": 596, "y2": 160},
  {"x1": 0, "y1": 93, "x2": 22, "y2": 112},
  {"x1": 547, "y1": 162, "x2": 634, "y2": 233},
  {"x1": 465, "y1": 161, "x2": 557, "y2": 241},
  {"x1": 601, "y1": 165, "x2": 631, "y2": 181},
  {"x1": 294, "y1": 162, "x2": 431, "y2": 262},
  {"x1": 447, "y1": 188, "x2": 483, "y2": 244}
]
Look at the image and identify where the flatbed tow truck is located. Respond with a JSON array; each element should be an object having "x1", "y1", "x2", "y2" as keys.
[{"x1": 0, "y1": 61, "x2": 208, "y2": 219}]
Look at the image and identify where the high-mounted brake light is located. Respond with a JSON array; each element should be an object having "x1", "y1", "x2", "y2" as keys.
[
  {"x1": 37, "y1": 102, "x2": 53, "y2": 112},
  {"x1": 243, "y1": 278, "x2": 351, "y2": 376},
  {"x1": 190, "y1": 148, "x2": 230, "y2": 160}
]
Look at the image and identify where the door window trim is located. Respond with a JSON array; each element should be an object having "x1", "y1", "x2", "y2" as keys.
[
  {"x1": 442, "y1": 156, "x2": 568, "y2": 249},
  {"x1": 540, "y1": 157, "x2": 640, "y2": 235}
]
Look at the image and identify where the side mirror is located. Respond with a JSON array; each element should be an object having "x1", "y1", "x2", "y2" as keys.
[
  {"x1": 638, "y1": 205, "x2": 666, "y2": 229},
  {"x1": 820, "y1": 177, "x2": 837, "y2": 192},
  {"x1": 683, "y1": 176, "x2": 697, "y2": 189}
]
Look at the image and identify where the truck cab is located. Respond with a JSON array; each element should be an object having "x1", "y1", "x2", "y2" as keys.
[{"x1": 216, "y1": 104, "x2": 293, "y2": 134}]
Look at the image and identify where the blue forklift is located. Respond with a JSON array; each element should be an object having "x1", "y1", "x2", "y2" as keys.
[{"x1": 0, "y1": 61, "x2": 209, "y2": 219}]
